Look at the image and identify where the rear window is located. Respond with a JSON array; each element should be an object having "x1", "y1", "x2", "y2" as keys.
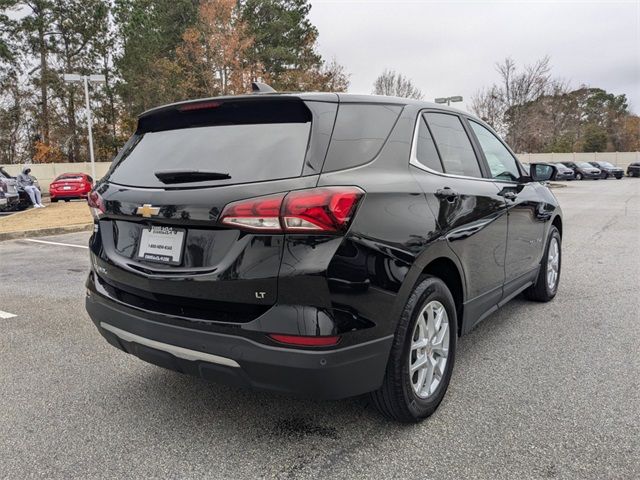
[
  {"x1": 108, "y1": 99, "x2": 312, "y2": 188},
  {"x1": 56, "y1": 175, "x2": 84, "y2": 181}
]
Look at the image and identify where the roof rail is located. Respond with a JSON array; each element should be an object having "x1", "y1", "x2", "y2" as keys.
[{"x1": 251, "y1": 82, "x2": 276, "y2": 94}]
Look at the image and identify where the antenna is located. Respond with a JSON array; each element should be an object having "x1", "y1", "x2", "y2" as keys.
[{"x1": 251, "y1": 82, "x2": 276, "y2": 94}]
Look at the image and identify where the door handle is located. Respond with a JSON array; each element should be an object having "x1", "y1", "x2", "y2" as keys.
[
  {"x1": 503, "y1": 191, "x2": 518, "y2": 201},
  {"x1": 435, "y1": 188, "x2": 459, "y2": 202}
]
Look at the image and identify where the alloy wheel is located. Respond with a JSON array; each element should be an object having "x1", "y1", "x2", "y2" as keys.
[
  {"x1": 409, "y1": 300, "x2": 450, "y2": 399},
  {"x1": 547, "y1": 237, "x2": 560, "y2": 290}
]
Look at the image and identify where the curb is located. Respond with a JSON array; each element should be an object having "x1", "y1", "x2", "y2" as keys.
[{"x1": 0, "y1": 223, "x2": 93, "y2": 242}]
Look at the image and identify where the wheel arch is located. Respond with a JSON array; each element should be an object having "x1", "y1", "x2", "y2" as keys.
[
  {"x1": 552, "y1": 214, "x2": 563, "y2": 238},
  {"x1": 421, "y1": 257, "x2": 464, "y2": 336},
  {"x1": 391, "y1": 241, "x2": 467, "y2": 337}
]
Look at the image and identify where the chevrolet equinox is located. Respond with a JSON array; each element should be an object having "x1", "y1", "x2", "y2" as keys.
[{"x1": 86, "y1": 88, "x2": 562, "y2": 422}]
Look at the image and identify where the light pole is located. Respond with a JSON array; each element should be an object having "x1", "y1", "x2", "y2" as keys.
[
  {"x1": 63, "y1": 73, "x2": 106, "y2": 180},
  {"x1": 434, "y1": 96, "x2": 463, "y2": 107}
]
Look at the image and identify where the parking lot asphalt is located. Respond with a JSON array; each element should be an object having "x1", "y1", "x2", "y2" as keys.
[{"x1": 1, "y1": 179, "x2": 639, "y2": 479}]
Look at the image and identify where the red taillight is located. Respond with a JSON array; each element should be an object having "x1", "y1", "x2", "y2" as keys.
[
  {"x1": 219, "y1": 187, "x2": 364, "y2": 233},
  {"x1": 87, "y1": 190, "x2": 105, "y2": 219},
  {"x1": 268, "y1": 334, "x2": 341, "y2": 347},
  {"x1": 282, "y1": 187, "x2": 362, "y2": 232},
  {"x1": 220, "y1": 193, "x2": 285, "y2": 231}
]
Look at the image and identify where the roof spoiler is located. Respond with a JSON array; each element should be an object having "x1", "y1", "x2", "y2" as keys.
[{"x1": 251, "y1": 82, "x2": 276, "y2": 94}]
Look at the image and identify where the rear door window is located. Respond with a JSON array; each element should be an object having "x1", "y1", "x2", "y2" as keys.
[
  {"x1": 424, "y1": 112, "x2": 482, "y2": 178},
  {"x1": 415, "y1": 115, "x2": 444, "y2": 173}
]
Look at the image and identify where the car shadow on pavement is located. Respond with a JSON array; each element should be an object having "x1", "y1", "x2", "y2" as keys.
[{"x1": 96, "y1": 298, "x2": 534, "y2": 433}]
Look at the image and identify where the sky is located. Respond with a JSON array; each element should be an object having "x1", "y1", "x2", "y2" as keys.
[{"x1": 308, "y1": 0, "x2": 640, "y2": 113}]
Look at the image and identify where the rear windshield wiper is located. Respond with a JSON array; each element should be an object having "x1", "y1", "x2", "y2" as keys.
[{"x1": 154, "y1": 170, "x2": 231, "y2": 184}]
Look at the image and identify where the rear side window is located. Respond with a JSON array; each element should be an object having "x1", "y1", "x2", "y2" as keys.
[
  {"x1": 322, "y1": 104, "x2": 402, "y2": 172},
  {"x1": 424, "y1": 112, "x2": 482, "y2": 178},
  {"x1": 108, "y1": 99, "x2": 312, "y2": 188}
]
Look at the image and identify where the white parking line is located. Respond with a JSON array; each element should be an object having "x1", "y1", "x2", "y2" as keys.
[
  {"x1": 23, "y1": 239, "x2": 89, "y2": 249},
  {"x1": 0, "y1": 310, "x2": 17, "y2": 319}
]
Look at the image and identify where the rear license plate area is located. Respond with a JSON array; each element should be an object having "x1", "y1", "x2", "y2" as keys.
[{"x1": 136, "y1": 226, "x2": 186, "y2": 265}]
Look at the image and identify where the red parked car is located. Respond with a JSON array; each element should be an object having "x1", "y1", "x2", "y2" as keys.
[{"x1": 49, "y1": 173, "x2": 93, "y2": 202}]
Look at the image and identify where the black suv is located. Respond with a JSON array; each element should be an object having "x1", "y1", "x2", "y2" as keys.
[{"x1": 86, "y1": 91, "x2": 562, "y2": 422}]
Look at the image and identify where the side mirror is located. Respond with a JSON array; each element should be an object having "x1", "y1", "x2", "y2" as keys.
[{"x1": 530, "y1": 163, "x2": 556, "y2": 182}]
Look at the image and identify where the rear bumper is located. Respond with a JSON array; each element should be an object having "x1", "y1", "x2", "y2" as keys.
[
  {"x1": 0, "y1": 193, "x2": 19, "y2": 207},
  {"x1": 50, "y1": 191, "x2": 88, "y2": 198},
  {"x1": 556, "y1": 173, "x2": 574, "y2": 180},
  {"x1": 85, "y1": 289, "x2": 392, "y2": 400}
]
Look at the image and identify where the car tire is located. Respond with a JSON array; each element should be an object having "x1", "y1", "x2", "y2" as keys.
[
  {"x1": 370, "y1": 276, "x2": 457, "y2": 423},
  {"x1": 576, "y1": 173, "x2": 583, "y2": 180},
  {"x1": 525, "y1": 226, "x2": 561, "y2": 302}
]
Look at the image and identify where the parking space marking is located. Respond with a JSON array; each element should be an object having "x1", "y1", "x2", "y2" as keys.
[
  {"x1": 23, "y1": 239, "x2": 89, "y2": 249},
  {"x1": 0, "y1": 310, "x2": 17, "y2": 319}
]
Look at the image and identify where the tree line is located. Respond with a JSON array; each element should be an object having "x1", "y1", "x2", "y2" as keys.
[
  {"x1": 0, "y1": 0, "x2": 349, "y2": 164},
  {"x1": 471, "y1": 56, "x2": 640, "y2": 153},
  {"x1": 370, "y1": 60, "x2": 639, "y2": 154}
]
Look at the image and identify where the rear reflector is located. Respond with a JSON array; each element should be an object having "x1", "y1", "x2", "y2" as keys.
[
  {"x1": 219, "y1": 186, "x2": 364, "y2": 233},
  {"x1": 268, "y1": 334, "x2": 341, "y2": 347}
]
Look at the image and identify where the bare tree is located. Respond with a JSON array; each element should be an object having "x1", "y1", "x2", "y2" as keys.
[
  {"x1": 471, "y1": 85, "x2": 504, "y2": 132},
  {"x1": 372, "y1": 69, "x2": 423, "y2": 99},
  {"x1": 471, "y1": 56, "x2": 568, "y2": 151}
]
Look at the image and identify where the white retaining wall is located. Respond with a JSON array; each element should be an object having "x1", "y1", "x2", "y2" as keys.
[
  {"x1": 3, "y1": 152, "x2": 639, "y2": 191},
  {"x1": 0, "y1": 162, "x2": 112, "y2": 192}
]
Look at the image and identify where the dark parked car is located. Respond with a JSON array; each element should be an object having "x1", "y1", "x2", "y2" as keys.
[
  {"x1": 627, "y1": 162, "x2": 640, "y2": 177},
  {"x1": 0, "y1": 167, "x2": 20, "y2": 211},
  {"x1": 85, "y1": 89, "x2": 563, "y2": 423},
  {"x1": 553, "y1": 163, "x2": 575, "y2": 181},
  {"x1": 589, "y1": 161, "x2": 623, "y2": 179},
  {"x1": 560, "y1": 161, "x2": 601, "y2": 180}
]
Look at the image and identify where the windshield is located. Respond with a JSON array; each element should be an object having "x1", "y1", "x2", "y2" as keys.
[
  {"x1": 598, "y1": 162, "x2": 614, "y2": 168},
  {"x1": 578, "y1": 162, "x2": 594, "y2": 168},
  {"x1": 554, "y1": 163, "x2": 567, "y2": 168}
]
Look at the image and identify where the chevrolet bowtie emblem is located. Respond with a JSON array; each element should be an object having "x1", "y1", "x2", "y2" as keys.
[{"x1": 136, "y1": 204, "x2": 160, "y2": 218}]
